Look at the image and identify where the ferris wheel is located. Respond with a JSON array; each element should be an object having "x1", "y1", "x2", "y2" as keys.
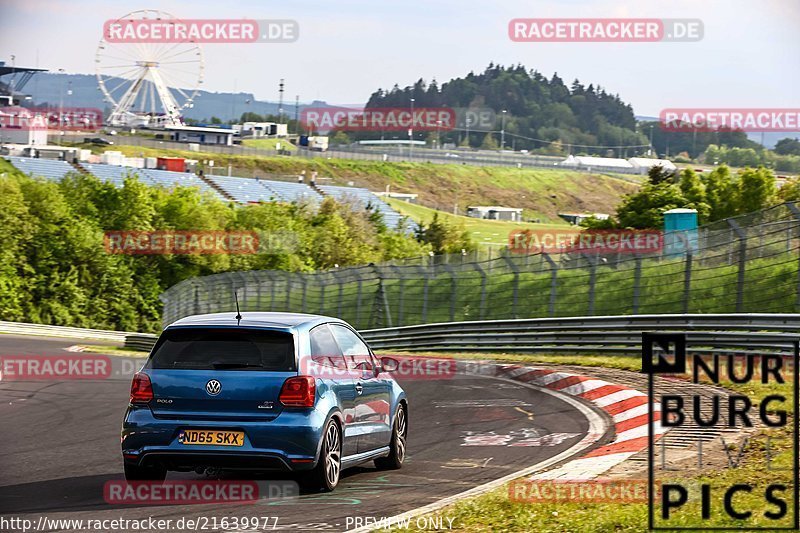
[{"x1": 96, "y1": 10, "x2": 204, "y2": 128}]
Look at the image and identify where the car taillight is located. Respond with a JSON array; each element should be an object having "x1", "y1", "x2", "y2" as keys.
[
  {"x1": 130, "y1": 372, "x2": 153, "y2": 404},
  {"x1": 279, "y1": 376, "x2": 316, "y2": 407}
]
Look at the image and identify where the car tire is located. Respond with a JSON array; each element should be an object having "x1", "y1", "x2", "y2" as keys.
[
  {"x1": 375, "y1": 404, "x2": 407, "y2": 470},
  {"x1": 303, "y1": 419, "x2": 342, "y2": 492},
  {"x1": 124, "y1": 462, "x2": 167, "y2": 482}
]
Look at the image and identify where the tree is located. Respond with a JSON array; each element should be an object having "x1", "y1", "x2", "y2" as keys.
[
  {"x1": 775, "y1": 138, "x2": 800, "y2": 156},
  {"x1": 678, "y1": 168, "x2": 710, "y2": 221},
  {"x1": 702, "y1": 165, "x2": 738, "y2": 221},
  {"x1": 480, "y1": 132, "x2": 499, "y2": 150},
  {"x1": 616, "y1": 182, "x2": 690, "y2": 229},
  {"x1": 648, "y1": 164, "x2": 676, "y2": 185},
  {"x1": 738, "y1": 167, "x2": 776, "y2": 214},
  {"x1": 415, "y1": 212, "x2": 475, "y2": 254}
]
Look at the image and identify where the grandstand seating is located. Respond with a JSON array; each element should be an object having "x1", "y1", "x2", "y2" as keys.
[
  {"x1": 317, "y1": 184, "x2": 405, "y2": 229},
  {"x1": 260, "y1": 179, "x2": 322, "y2": 203},
  {"x1": 4, "y1": 158, "x2": 403, "y2": 227},
  {"x1": 81, "y1": 163, "x2": 151, "y2": 187},
  {"x1": 144, "y1": 168, "x2": 220, "y2": 197},
  {"x1": 3, "y1": 156, "x2": 74, "y2": 181},
  {"x1": 205, "y1": 175, "x2": 282, "y2": 204}
]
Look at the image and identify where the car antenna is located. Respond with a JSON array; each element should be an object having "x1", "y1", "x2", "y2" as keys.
[{"x1": 234, "y1": 289, "x2": 242, "y2": 325}]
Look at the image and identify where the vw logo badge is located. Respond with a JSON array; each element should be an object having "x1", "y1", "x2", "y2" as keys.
[{"x1": 206, "y1": 379, "x2": 222, "y2": 396}]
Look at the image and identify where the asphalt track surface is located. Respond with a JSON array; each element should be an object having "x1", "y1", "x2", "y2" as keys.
[{"x1": 0, "y1": 335, "x2": 601, "y2": 532}]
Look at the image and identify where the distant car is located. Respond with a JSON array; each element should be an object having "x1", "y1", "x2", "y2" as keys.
[
  {"x1": 444, "y1": 152, "x2": 460, "y2": 158},
  {"x1": 85, "y1": 137, "x2": 114, "y2": 145},
  {"x1": 121, "y1": 312, "x2": 408, "y2": 492}
]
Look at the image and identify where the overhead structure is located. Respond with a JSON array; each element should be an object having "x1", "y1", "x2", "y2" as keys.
[{"x1": 96, "y1": 10, "x2": 204, "y2": 128}]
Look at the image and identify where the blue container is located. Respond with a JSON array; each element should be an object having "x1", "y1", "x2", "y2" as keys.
[{"x1": 663, "y1": 208, "x2": 698, "y2": 256}]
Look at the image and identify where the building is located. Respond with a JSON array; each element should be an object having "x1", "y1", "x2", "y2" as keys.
[
  {"x1": 628, "y1": 157, "x2": 677, "y2": 174},
  {"x1": 560, "y1": 155, "x2": 634, "y2": 172},
  {"x1": 558, "y1": 212, "x2": 610, "y2": 225},
  {"x1": 166, "y1": 125, "x2": 235, "y2": 146},
  {"x1": 240, "y1": 122, "x2": 288, "y2": 138},
  {"x1": 0, "y1": 107, "x2": 48, "y2": 145},
  {"x1": 467, "y1": 206, "x2": 523, "y2": 222},
  {"x1": 374, "y1": 191, "x2": 418, "y2": 203}
]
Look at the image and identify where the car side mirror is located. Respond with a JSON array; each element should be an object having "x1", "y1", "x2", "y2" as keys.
[{"x1": 380, "y1": 356, "x2": 399, "y2": 373}]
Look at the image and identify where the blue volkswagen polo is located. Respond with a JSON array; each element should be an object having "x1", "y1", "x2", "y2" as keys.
[{"x1": 121, "y1": 312, "x2": 408, "y2": 492}]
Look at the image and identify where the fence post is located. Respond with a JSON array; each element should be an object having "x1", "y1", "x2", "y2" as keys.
[
  {"x1": 470, "y1": 262, "x2": 488, "y2": 320},
  {"x1": 442, "y1": 264, "x2": 458, "y2": 322},
  {"x1": 335, "y1": 270, "x2": 345, "y2": 317},
  {"x1": 501, "y1": 255, "x2": 520, "y2": 319},
  {"x1": 583, "y1": 253, "x2": 597, "y2": 315},
  {"x1": 269, "y1": 271, "x2": 278, "y2": 311},
  {"x1": 727, "y1": 219, "x2": 747, "y2": 312},
  {"x1": 683, "y1": 251, "x2": 693, "y2": 314},
  {"x1": 786, "y1": 203, "x2": 800, "y2": 311},
  {"x1": 418, "y1": 265, "x2": 431, "y2": 324},
  {"x1": 390, "y1": 265, "x2": 405, "y2": 326},
  {"x1": 300, "y1": 273, "x2": 308, "y2": 314},
  {"x1": 281, "y1": 271, "x2": 290, "y2": 312},
  {"x1": 318, "y1": 272, "x2": 326, "y2": 315},
  {"x1": 632, "y1": 255, "x2": 642, "y2": 314},
  {"x1": 542, "y1": 253, "x2": 558, "y2": 317},
  {"x1": 355, "y1": 275, "x2": 364, "y2": 328}
]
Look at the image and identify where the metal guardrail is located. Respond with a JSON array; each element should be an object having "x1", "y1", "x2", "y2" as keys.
[
  {"x1": 359, "y1": 313, "x2": 800, "y2": 355},
  {"x1": 116, "y1": 313, "x2": 800, "y2": 355},
  {"x1": 4, "y1": 314, "x2": 798, "y2": 356},
  {"x1": 0, "y1": 320, "x2": 132, "y2": 342}
]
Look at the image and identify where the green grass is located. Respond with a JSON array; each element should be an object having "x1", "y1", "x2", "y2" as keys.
[
  {"x1": 231, "y1": 252, "x2": 799, "y2": 331},
  {"x1": 375, "y1": 352, "x2": 796, "y2": 532},
  {"x1": 241, "y1": 138, "x2": 297, "y2": 152},
  {"x1": 384, "y1": 198, "x2": 568, "y2": 247},
  {"x1": 105, "y1": 145, "x2": 637, "y2": 223}
]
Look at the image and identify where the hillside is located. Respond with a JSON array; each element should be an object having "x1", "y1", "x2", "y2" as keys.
[
  {"x1": 383, "y1": 198, "x2": 565, "y2": 248},
  {"x1": 104, "y1": 145, "x2": 639, "y2": 222}
]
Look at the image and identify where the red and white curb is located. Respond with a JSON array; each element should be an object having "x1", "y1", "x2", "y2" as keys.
[
  {"x1": 497, "y1": 364, "x2": 668, "y2": 481},
  {"x1": 350, "y1": 360, "x2": 654, "y2": 532}
]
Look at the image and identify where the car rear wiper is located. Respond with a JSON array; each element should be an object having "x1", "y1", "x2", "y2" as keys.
[{"x1": 211, "y1": 362, "x2": 264, "y2": 370}]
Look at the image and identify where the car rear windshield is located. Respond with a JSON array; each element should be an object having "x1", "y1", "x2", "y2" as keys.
[{"x1": 149, "y1": 328, "x2": 296, "y2": 371}]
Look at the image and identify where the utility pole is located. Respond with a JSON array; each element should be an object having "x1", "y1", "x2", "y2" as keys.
[
  {"x1": 294, "y1": 94, "x2": 299, "y2": 134},
  {"x1": 409, "y1": 97, "x2": 415, "y2": 159},
  {"x1": 501, "y1": 109, "x2": 507, "y2": 150},
  {"x1": 278, "y1": 79, "x2": 285, "y2": 123}
]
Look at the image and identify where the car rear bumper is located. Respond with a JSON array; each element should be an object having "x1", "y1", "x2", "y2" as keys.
[{"x1": 122, "y1": 405, "x2": 324, "y2": 472}]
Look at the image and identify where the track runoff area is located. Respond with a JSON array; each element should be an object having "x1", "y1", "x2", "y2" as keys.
[{"x1": 0, "y1": 334, "x2": 600, "y2": 532}]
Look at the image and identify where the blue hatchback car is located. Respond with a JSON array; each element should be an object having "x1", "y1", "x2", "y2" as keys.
[{"x1": 122, "y1": 312, "x2": 408, "y2": 492}]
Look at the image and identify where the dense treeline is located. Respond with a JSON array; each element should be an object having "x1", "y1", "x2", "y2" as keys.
[
  {"x1": 587, "y1": 164, "x2": 795, "y2": 229},
  {"x1": 362, "y1": 64, "x2": 646, "y2": 154},
  {"x1": 0, "y1": 160, "x2": 442, "y2": 332}
]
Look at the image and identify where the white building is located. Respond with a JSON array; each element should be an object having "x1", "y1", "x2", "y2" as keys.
[
  {"x1": 240, "y1": 122, "x2": 288, "y2": 138},
  {"x1": 560, "y1": 155, "x2": 634, "y2": 171},
  {"x1": 628, "y1": 157, "x2": 677, "y2": 174},
  {"x1": 0, "y1": 107, "x2": 48, "y2": 145},
  {"x1": 467, "y1": 206, "x2": 523, "y2": 222},
  {"x1": 166, "y1": 125, "x2": 235, "y2": 146}
]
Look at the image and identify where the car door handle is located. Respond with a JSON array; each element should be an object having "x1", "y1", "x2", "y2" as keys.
[{"x1": 355, "y1": 382, "x2": 363, "y2": 395}]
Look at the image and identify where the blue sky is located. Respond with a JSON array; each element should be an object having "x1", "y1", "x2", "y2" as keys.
[{"x1": 0, "y1": 0, "x2": 797, "y2": 116}]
